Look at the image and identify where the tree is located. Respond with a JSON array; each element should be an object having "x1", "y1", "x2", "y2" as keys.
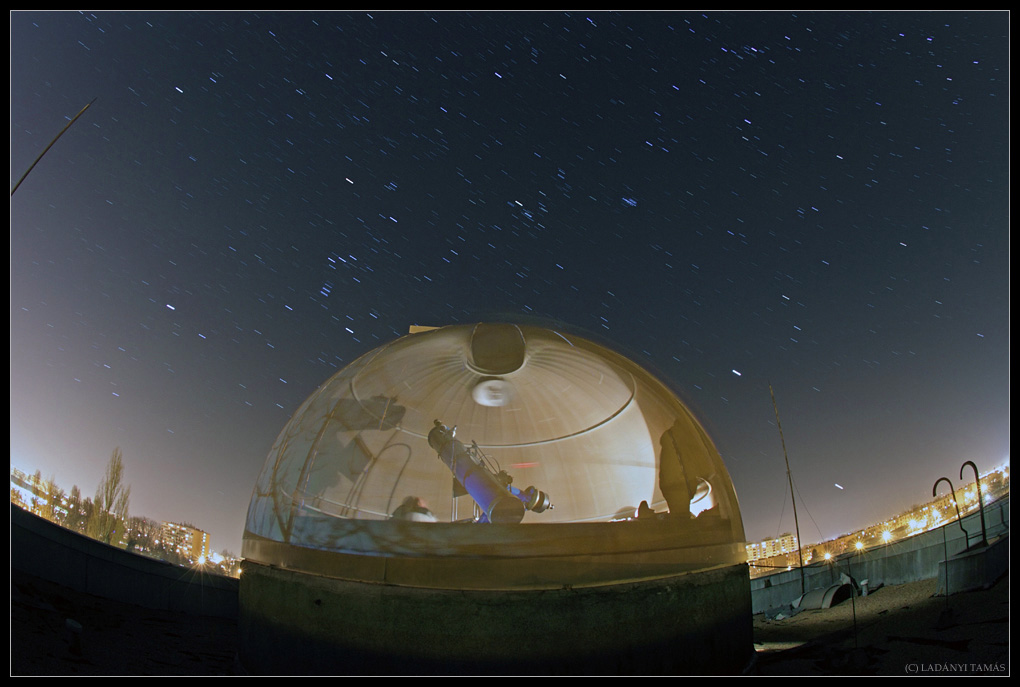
[
  {"x1": 81, "y1": 496, "x2": 95, "y2": 535},
  {"x1": 43, "y1": 475, "x2": 65, "y2": 525},
  {"x1": 30, "y1": 469, "x2": 45, "y2": 515},
  {"x1": 125, "y1": 516, "x2": 161, "y2": 555},
  {"x1": 88, "y1": 447, "x2": 131, "y2": 545},
  {"x1": 67, "y1": 485, "x2": 86, "y2": 533}
]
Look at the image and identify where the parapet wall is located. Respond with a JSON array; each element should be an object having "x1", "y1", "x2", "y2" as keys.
[
  {"x1": 750, "y1": 498, "x2": 1009, "y2": 614},
  {"x1": 10, "y1": 504, "x2": 238, "y2": 619}
]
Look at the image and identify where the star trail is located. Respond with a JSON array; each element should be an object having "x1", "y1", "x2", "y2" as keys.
[{"x1": 10, "y1": 11, "x2": 1009, "y2": 553}]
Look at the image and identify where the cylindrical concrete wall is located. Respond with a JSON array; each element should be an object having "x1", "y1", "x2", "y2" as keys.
[{"x1": 239, "y1": 559, "x2": 753, "y2": 675}]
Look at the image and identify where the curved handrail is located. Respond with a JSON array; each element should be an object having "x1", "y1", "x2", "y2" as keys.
[
  {"x1": 932, "y1": 476, "x2": 969, "y2": 548},
  {"x1": 959, "y1": 461, "x2": 989, "y2": 546}
]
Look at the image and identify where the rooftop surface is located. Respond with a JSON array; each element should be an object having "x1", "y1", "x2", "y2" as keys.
[{"x1": 752, "y1": 575, "x2": 1009, "y2": 675}]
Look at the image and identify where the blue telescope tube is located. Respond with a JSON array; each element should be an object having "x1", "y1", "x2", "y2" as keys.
[{"x1": 427, "y1": 421, "x2": 527, "y2": 524}]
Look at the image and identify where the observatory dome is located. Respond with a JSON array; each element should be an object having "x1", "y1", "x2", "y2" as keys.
[{"x1": 242, "y1": 323, "x2": 745, "y2": 589}]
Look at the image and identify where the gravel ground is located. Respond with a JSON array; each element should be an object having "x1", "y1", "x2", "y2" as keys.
[{"x1": 752, "y1": 575, "x2": 1010, "y2": 675}]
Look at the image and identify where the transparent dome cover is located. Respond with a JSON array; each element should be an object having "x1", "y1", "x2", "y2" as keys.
[{"x1": 243, "y1": 324, "x2": 745, "y2": 587}]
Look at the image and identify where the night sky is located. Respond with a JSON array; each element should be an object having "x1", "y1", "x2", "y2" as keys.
[{"x1": 10, "y1": 11, "x2": 1009, "y2": 555}]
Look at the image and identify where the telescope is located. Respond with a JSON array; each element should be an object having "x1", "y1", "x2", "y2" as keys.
[{"x1": 427, "y1": 420, "x2": 552, "y2": 524}]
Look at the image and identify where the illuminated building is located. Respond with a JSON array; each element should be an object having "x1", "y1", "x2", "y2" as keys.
[
  {"x1": 160, "y1": 521, "x2": 211, "y2": 564},
  {"x1": 746, "y1": 532, "x2": 799, "y2": 562},
  {"x1": 240, "y1": 323, "x2": 751, "y2": 674}
]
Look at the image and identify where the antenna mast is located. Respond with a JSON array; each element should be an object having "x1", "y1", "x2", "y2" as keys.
[
  {"x1": 11, "y1": 98, "x2": 96, "y2": 196},
  {"x1": 769, "y1": 382, "x2": 806, "y2": 595}
]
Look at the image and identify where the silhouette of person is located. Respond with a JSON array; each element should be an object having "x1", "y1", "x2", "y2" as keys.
[{"x1": 391, "y1": 496, "x2": 438, "y2": 522}]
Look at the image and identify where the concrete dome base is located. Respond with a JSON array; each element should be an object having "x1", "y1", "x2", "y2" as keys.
[{"x1": 238, "y1": 559, "x2": 753, "y2": 675}]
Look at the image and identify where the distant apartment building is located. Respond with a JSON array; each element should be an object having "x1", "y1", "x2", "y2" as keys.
[
  {"x1": 746, "y1": 532, "x2": 799, "y2": 563},
  {"x1": 159, "y1": 521, "x2": 211, "y2": 563}
]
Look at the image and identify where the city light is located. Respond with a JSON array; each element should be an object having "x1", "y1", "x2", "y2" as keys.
[{"x1": 10, "y1": 464, "x2": 242, "y2": 577}]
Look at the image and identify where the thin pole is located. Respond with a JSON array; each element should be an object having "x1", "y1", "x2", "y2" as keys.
[
  {"x1": 846, "y1": 554, "x2": 860, "y2": 650},
  {"x1": 11, "y1": 98, "x2": 96, "y2": 196},
  {"x1": 770, "y1": 382, "x2": 806, "y2": 595},
  {"x1": 942, "y1": 524, "x2": 950, "y2": 611}
]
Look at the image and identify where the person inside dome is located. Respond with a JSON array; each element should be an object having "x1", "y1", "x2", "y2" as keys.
[{"x1": 391, "y1": 496, "x2": 438, "y2": 522}]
